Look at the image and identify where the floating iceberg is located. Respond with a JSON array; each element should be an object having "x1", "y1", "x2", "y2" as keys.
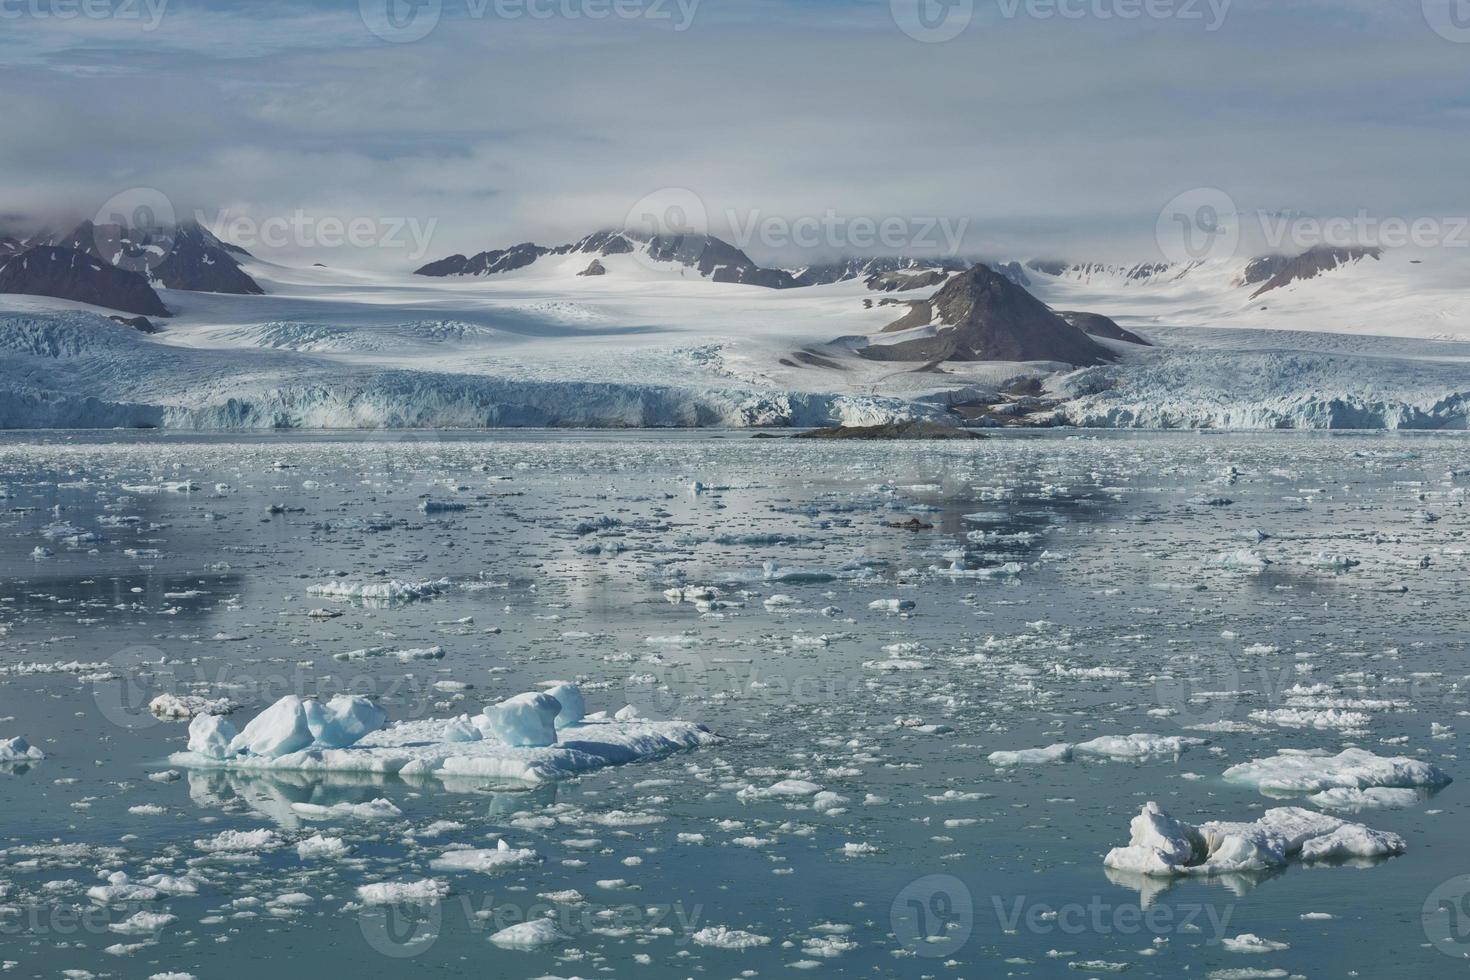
[
  {"x1": 1222, "y1": 748, "x2": 1451, "y2": 797},
  {"x1": 490, "y1": 918, "x2": 566, "y2": 949},
  {"x1": 482, "y1": 691, "x2": 562, "y2": 748},
  {"x1": 988, "y1": 733, "x2": 1207, "y2": 767},
  {"x1": 429, "y1": 839, "x2": 541, "y2": 873},
  {"x1": 171, "y1": 685, "x2": 716, "y2": 785},
  {"x1": 149, "y1": 694, "x2": 237, "y2": 720},
  {"x1": 0, "y1": 736, "x2": 45, "y2": 764},
  {"x1": 1104, "y1": 801, "x2": 1406, "y2": 877},
  {"x1": 306, "y1": 578, "x2": 451, "y2": 604}
]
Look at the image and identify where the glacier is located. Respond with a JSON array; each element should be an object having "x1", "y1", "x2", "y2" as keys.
[{"x1": 4, "y1": 243, "x2": 1470, "y2": 430}]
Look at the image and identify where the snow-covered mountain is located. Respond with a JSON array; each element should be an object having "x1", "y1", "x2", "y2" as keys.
[
  {"x1": 0, "y1": 218, "x2": 263, "y2": 319},
  {"x1": 1, "y1": 225, "x2": 1469, "y2": 430},
  {"x1": 416, "y1": 229, "x2": 799, "y2": 289}
]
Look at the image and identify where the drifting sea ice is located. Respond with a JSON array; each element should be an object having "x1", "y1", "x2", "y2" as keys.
[
  {"x1": 0, "y1": 736, "x2": 44, "y2": 763},
  {"x1": 1221, "y1": 748, "x2": 1451, "y2": 797},
  {"x1": 429, "y1": 840, "x2": 541, "y2": 873},
  {"x1": 305, "y1": 578, "x2": 451, "y2": 604},
  {"x1": 489, "y1": 918, "x2": 567, "y2": 949},
  {"x1": 171, "y1": 685, "x2": 715, "y2": 784},
  {"x1": 988, "y1": 733, "x2": 1207, "y2": 766},
  {"x1": 1104, "y1": 801, "x2": 1407, "y2": 877}
]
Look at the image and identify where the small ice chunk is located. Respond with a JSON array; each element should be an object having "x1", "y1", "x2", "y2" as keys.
[
  {"x1": 430, "y1": 839, "x2": 541, "y2": 873},
  {"x1": 356, "y1": 879, "x2": 448, "y2": 905},
  {"x1": 297, "y1": 835, "x2": 350, "y2": 859},
  {"x1": 303, "y1": 695, "x2": 387, "y2": 749},
  {"x1": 542, "y1": 682, "x2": 586, "y2": 729},
  {"x1": 0, "y1": 736, "x2": 45, "y2": 763},
  {"x1": 441, "y1": 716, "x2": 483, "y2": 742},
  {"x1": 692, "y1": 925, "x2": 772, "y2": 949},
  {"x1": 490, "y1": 918, "x2": 566, "y2": 949},
  {"x1": 291, "y1": 798, "x2": 402, "y2": 821},
  {"x1": 481, "y1": 692, "x2": 561, "y2": 748},
  {"x1": 1221, "y1": 934, "x2": 1290, "y2": 954},
  {"x1": 149, "y1": 694, "x2": 235, "y2": 720},
  {"x1": 187, "y1": 714, "x2": 239, "y2": 760},
  {"x1": 228, "y1": 696, "x2": 314, "y2": 758}
]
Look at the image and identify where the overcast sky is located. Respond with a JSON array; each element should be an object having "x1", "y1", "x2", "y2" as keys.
[{"x1": 5, "y1": 0, "x2": 1469, "y2": 267}]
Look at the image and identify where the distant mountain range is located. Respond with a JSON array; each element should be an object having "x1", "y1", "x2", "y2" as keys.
[
  {"x1": 0, "y1": 210, "x2": 1394, "y2": 374},
  {"x1": 0, "y1": 219, "x2": 263, "y2": 319},
  {"x1": 415, "y1": 227, "x2": 1035, "y2": 293}
]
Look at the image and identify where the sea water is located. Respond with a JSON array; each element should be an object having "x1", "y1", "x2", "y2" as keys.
[{"x1": 0, "y1": 429, "x2": 1466, "y2": 978}]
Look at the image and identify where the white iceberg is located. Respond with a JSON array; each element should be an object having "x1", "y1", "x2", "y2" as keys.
[
  {"x1": 1104, "y1": 801, "x2": 1406, "y2": 877},
  {"x1": 306, "y1": 578, "x2": 451, "y2": 604},
  {"x1": 170, "y1": 691, "x2": 716, "y2": 785},
  {"x1": 490, "y1": 918, "x2": 566, "y2": 949},
  {"x1": 149, "y1": 694, "x2": 236, "y2": 720},
  {"x1": 1222, "y1": 748, "x2": 1451, "y2": 797},
  {"x1": 356, "y1": 879, "x2": 448, "y2": 906},
  {"x1": 480, "y1": 691, "x2": 562, "y2": 748},
  {"x1": 542, "y1": 682, "x2": 586, "y2": 729},
  {"x1": 429, "y1": 839, "x2": 541, "y2": 873},
  {"x1": 0, "y1": 736, "x2": 45, "y2": 763},
  {"x1": 304, "y1": 696, "x2": 388, "y2": 749},
  {"x1": 988, "y1": 733, "x2": 1206, "y2": 767},
  {"x1": 187, "y1": 714, "x2": 238, "y2": 760},
  {"x1": 228, "y1": 696, "x2": 316, "y2": 758}
]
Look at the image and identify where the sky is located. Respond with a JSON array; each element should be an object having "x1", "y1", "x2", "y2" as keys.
[{"x1": 4, "y1": 0, "x2": 1470, "y2": 268}]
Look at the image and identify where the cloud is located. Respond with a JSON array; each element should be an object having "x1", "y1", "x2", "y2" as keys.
[{"x1": 4, "y1": 0, "x2": 1469, "y2": 267}]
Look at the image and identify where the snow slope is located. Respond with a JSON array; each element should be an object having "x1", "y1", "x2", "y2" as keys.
[{"x1": 1, "y1": 244, "x2": 1469, "y2": 429}]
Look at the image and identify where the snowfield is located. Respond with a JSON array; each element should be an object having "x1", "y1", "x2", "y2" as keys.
[{"x1": 3, "y1": 244, "x2": 1470, "y2": 428}]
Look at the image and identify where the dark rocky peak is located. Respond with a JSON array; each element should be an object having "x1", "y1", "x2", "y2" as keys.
[
  {"x1": 1245, "y1": 244, "x2": 1382, "y2": 297},
  {"x1": 50, "y1": 218, "x2": 262, "y2": 295},
  {"x1": 1056, "y1": 310, "x2": 1150, "y2": 346},
  {"x1": 1026, "y1": 259, "x2": 1172, "y2": 281},
  {"x1": 788, "y1": 256, "x2": 969, "y2": 288},
  {"x1": 0, "y1": 245, "x2": 170, "y2": 317},
  {"x1": 862, "y1": 263, "x2": 1114, "y2": 367},
  {"x1": 415, "y1": 242, "x2": 549, "y2": 277}
]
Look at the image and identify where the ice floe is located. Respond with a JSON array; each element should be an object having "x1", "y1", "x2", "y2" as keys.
[
  {"x1": 1222, "y1": 748, "x2": 1451, "y2": 797},
  {"x1": 170, "y1": 685, "x2": 716, "y2": 784},
  {"x1": 1104, "y1": 801, "x2": 1407, "y2": 876},
  {"x1": 988, "y1": 734, "x2": 1207, "y2": 766}
]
